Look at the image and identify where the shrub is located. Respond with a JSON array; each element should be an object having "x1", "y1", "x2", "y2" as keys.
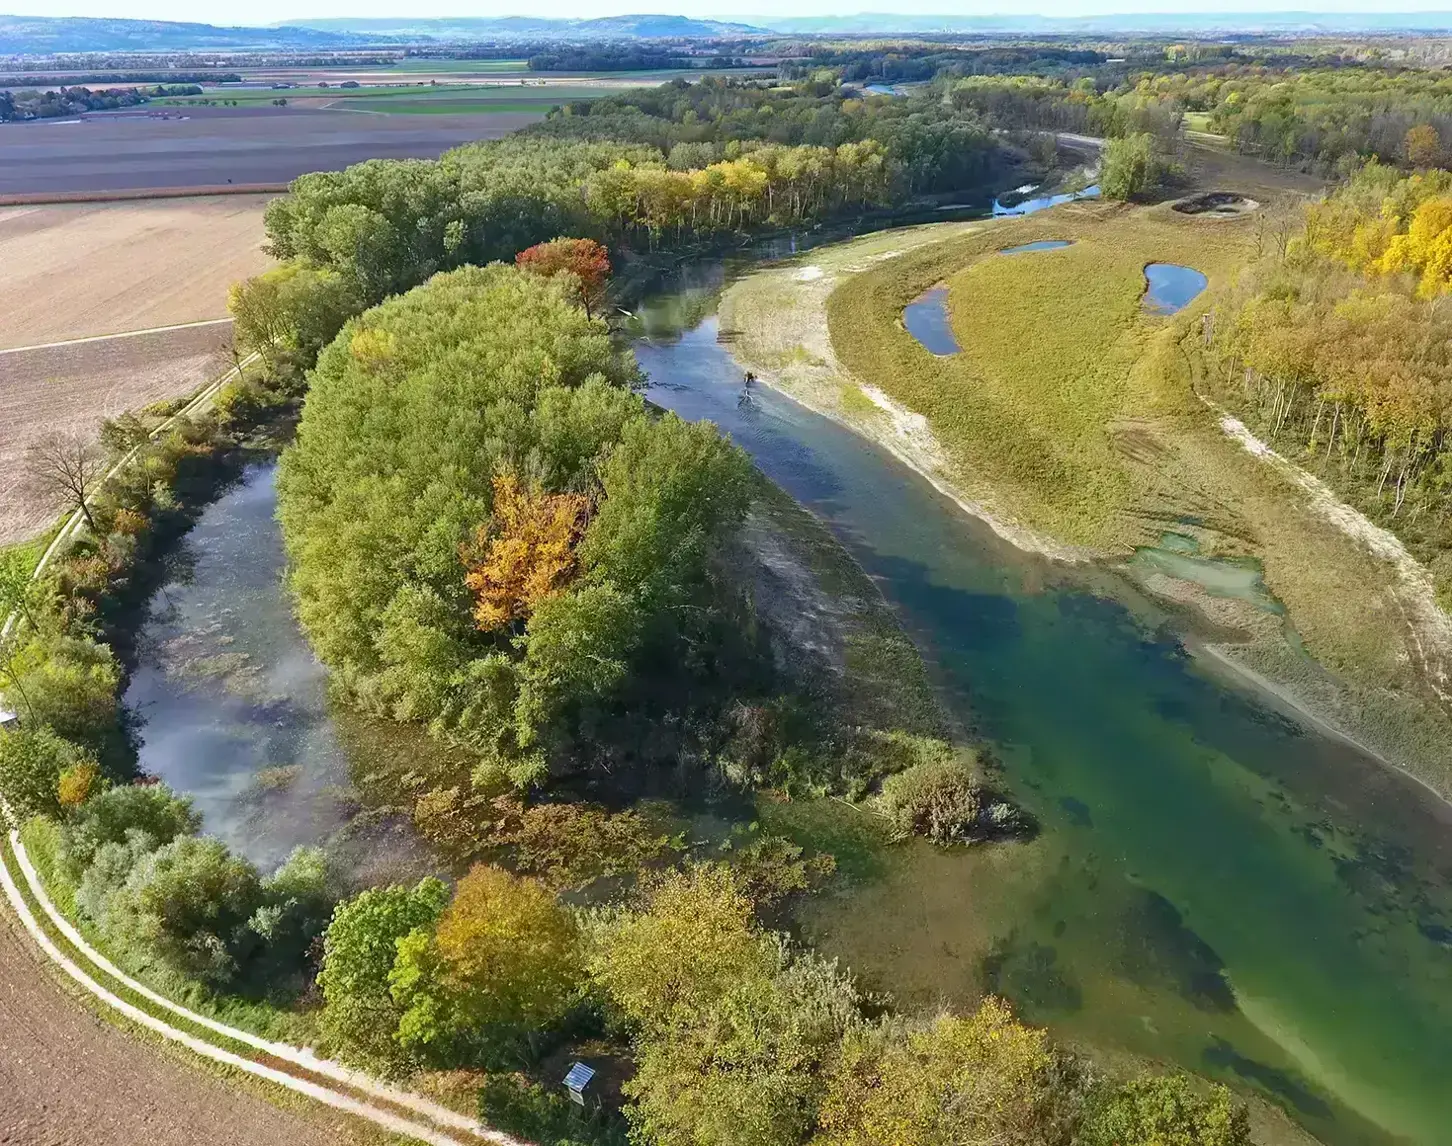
[
  {"x1": 877, "y1": 754, "x2": 984, "y2": 844},
  {"x1": 56, "y1": 760, "x2": 101, "y2": 808},
  {"x1": 1080, "y1": 1074, "x2": 1251, "y2": 1146}
]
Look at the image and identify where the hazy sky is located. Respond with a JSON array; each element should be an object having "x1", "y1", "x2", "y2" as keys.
[{"x1": 15, "y1": 0, "x2": 1452, "y2": 25}]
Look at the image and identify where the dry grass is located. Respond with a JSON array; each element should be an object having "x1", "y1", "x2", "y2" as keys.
[{"x1": 0, "y1": 195, "x2": 272, "y2": 349}]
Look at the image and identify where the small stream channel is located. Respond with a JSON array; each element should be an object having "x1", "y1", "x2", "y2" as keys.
[{"x1": 120, "y1": 215, "x2": 1452, "y2": 1144}]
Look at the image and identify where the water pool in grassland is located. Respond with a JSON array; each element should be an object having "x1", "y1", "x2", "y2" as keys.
[
  {"x1": 902, "y1": 286, "x2": 961, "y2": 355},
  {"x1": 1144, "y1": 262, "x2": 1210, "y2": 314},
  {"x1": 1001, "y1": 239, "x2": 1075, "y2": 254},
  {"x1": 639, "y1": 315, "x2": 1452, "y2": 1146}
]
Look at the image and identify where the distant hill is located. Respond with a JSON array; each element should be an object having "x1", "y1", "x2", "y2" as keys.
[
  {"x1": 749, "y1": 10, "x2": 1452, "y2": 34},
  {"x1": 0, "y1": 15, "x2": 373, "y2": 53},
  {"x1": 280, "y1": 15, "x2": 768, "y2": 39}
]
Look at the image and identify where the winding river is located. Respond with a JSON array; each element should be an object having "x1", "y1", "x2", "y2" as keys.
[{"x1": 121, "y1": 242, "x2": 1452, "y2": 1145}]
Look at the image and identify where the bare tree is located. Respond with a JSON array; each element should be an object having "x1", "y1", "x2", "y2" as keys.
[{"x1": 25, "y1": 431, "x2": 106, "y2": 533}]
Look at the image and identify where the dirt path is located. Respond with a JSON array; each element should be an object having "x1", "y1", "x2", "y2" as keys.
[{"x1": 0, "y1": 902, "x2": 351, "y2": 1146}]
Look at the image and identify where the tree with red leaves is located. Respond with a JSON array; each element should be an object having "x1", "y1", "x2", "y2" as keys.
[{"x1": 515, "y1": 237, "x2": 612, "y2": 318}]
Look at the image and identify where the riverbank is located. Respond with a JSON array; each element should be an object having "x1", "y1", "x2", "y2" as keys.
[{"x1": 718, "y1": 203, "x2": 1452, "y2": 801}]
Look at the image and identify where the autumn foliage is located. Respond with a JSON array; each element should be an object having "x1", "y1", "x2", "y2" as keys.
[
  {"x1": 463, "y1": 472, "x2": 591, "y2": 632},
  {"x1": 515, "y1": 237, "x2": 612, "y2": 317}
]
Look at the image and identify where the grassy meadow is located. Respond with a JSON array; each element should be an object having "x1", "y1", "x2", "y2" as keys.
[{"x1": 828, "y1": 201, "x2": 1255, "y2": 549}]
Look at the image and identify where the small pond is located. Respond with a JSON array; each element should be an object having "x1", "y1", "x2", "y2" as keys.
[
  {"x1": 993, "y1": 184, "x2": 1100, "y2": 216},
  {"x1": 1144, "y1": 262, "x2": 1209, "y2": 314},
  {"x1": 1001, "y1": 239, "x2": 1074, "y2": 254},
  {"x1": 902, "y1": 286, "x2": 960, "y2": 355}
]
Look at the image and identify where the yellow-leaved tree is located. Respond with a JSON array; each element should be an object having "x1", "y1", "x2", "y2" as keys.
[{"x1": 462, "y1": 472, "x2": 591, "y2": 632}]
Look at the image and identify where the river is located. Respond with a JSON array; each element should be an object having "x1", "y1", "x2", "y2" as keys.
[{"x1": 120, "y1": 252, "x2": 1452, "y2": 1145}]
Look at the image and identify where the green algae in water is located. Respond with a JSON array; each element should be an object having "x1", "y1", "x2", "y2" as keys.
[{"x1": 1129, "y1": 533, "x2": 1284, "y2": 615}]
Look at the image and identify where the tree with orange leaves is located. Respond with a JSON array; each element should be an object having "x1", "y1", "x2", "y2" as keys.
[
  {"x1": 462, "y1": 472, "x2": 591, "y2": 633},
  {"x1": 514, "y1": 237, "x2": 611, "y2": 318}
]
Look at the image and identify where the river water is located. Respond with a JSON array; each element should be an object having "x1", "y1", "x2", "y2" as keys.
[
  {"x1": 636, "y1": 315, "x2": 1452, "y2": 1146},
  {"x1": 120, "y1": 244, "x2": 1452, "y2": 1144}
]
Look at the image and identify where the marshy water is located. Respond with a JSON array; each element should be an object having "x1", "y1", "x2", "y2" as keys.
[
  {"x1": 1144, "y1": 262, "x2": 1209, "y2": 314},
  {"x1": 124, "y1": 229, "x2": 1452, "y2": 1145},
  {"x1": 122, "y1": 461, "x2": 435, "y2": 885}
]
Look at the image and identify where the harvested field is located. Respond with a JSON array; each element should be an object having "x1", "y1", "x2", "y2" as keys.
[
  {"x1": 0, "y1": 324, "x2": 233, "y2": 544},
  {"x1": 0, "y1": 901, "x2": 352, "y2": 1146},
  {"x1": 0, "y1": 196, "x2": 271, "y2": 348},
  {"x1": 0, "y1": 104, "x2": 536, "y2": 196}
]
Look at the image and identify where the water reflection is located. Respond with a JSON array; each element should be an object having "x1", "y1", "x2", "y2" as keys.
[
  {"x1": 123, "y1": 461, "x2": 434, "y2": 885},
  {"x1": 1144, "y1": 262, "x2": 1209, "y2": 314},
  {"x1": 902, "y1": 286, "x2": 961, "y2": 355}
]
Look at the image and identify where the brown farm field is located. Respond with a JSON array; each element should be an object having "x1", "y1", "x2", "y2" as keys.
[
  {"x1": 0, "y1": 324, "x2": 235, "y2": 544},
  {"x1": 0, "y1": 104, "x2": 538, "y2": 197},
  {"x1": 0, "y1": 195, "x2": 272, "y2": 348}
]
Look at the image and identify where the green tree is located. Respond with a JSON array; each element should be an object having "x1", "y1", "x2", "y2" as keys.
[
  {"x1": 0, "y1": 726, "x2": 93, "y2": 822},
  {"x1": 61, "y1": 782, "x2": 199, "y2": 874},
  {"x1": 228, "y1": 263, "x2": 359, "y2": 373},
  {"x1": 1101, "y1": 132, "x2": 1166, "y2": 202},
  {"x1": 107, "y1": 836, "x2": 264, "y2": 984},
  {"x1": 317, "y1": 878, "x2": 449, "y2": 1072},
  {"x1": 589, "y1": 864, "x2": 776, "y2": 1033},
  {"x1": 1081, "y1": 1074, "x2": 1251, "y2": 1146},
  {"x1": 389, "y1": 864, "x2": 581, "y2": 1062},
  {"x1": 815, "y1": 998, "x2": 1082, "y2": 1146}
]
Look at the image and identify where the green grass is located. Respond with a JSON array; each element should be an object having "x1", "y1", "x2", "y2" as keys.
[
  {"x1": 335, "y1": 98, "x2": 557, "y2": 115},
  {"x1": 827, "y1": 203, "x2": 1253, "y2": 549}
]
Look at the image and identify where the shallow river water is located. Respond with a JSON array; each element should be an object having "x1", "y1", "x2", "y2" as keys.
[
  {"x1": 636, "y1": 311, "x2": 1452, "y2": 1146},
  {"x1": 121, "y1": 242, "x2": 1452, "y2": 1145}
]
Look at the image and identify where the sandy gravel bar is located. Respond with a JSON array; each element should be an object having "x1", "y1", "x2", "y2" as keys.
[
  {"x1": 0, "y1": 903, "x2": 349, "y2": 1146},
  {"x1": 0, "y1": 197, "x2": 273, "y2": 349}
]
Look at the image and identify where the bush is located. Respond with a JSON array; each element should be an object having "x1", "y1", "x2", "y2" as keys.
[
  {"x1": 1081, "y1": 1074, "x2": 1251, "y2": 1146},
  {"x1": 877, "y1": 754, "x2": 984, "y2": 844},
  {"x1": 1100, "y1": 132, "x2": 1174, "y2": 202},
  {"x1": 0, "y1": 726, "x2": 94, "y2": 821},
  {"x1": 8, "y1": 632, "x2": 125, "y2": 766},
  {"x1": 247, "y1": 845, "x2": 338, "y2": 975},
  {"x1": 62, "y1": 782, "x2": 199, "y2": 874},
  {"x1": 106, "y1": 836, "x2": 263, "y2": 984}
]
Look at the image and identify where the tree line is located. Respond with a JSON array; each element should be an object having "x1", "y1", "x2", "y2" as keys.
[
  {"x1": 0, "y1": 82, "x2": 201, "y2": 120},
  {"x1": 1204, "y1": 161, "x2": 1452, "y2": 603}
]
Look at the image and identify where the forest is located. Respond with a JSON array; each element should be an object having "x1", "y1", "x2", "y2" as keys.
[
  {"x1": 259, "y1": 77, "x2": 1004, "y2": 309},
  {"x1": 1204, "y1": 160, "x2": 1452, "y2": 603}
]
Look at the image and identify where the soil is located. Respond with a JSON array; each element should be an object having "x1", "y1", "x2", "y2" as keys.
[
  {"x1": 0, "y1": 902, "x2": 351, "y2": 1146},
  {"x1": 0, "y1": 105, "x2": 539, "y2": 197},
  {"x1": 0, "y1": 325, "x2": 233, "y2": 544},
  {"x1": 1172, "y1": 190, "x2": 1260, "y2": 217},
  {"x1": 0, "y1": 197, "x2": 272, "y2": 348}
]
